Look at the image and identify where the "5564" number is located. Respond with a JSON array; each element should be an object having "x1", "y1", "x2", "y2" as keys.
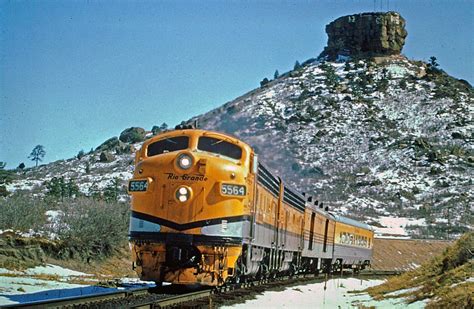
[{"x1": 221, "y1": 184, "x2": 246, "y2": 196}]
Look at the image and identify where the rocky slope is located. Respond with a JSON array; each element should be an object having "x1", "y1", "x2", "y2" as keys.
[{"x1": 188, "y1": 55, "x2": 473, "y2": 238}]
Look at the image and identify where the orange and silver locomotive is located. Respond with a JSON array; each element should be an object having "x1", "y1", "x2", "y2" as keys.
[{"x1": 128, "y1": 128, "x2": 373, "y2": 286}]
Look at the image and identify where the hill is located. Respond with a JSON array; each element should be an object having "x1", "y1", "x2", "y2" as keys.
[
  {"x1": 2, "y1": 12, "x2": 473, "y2": 239},
  {"x1": 187, "y1": 54, "x2": 472, "y2": 238}
]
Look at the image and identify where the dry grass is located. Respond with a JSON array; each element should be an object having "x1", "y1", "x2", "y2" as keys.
[
  {"x1": 367, "y1": 232, "x2": 474, "y2": 308},
  {"x1": 371, "y1": 238, "x2": 452, "y2": 271}
]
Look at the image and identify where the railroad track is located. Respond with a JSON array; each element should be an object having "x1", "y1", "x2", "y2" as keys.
[
  {"x1": 1, "y1": 286, "x2": 212, "y2": 309},
  {"x1": 3, "y1": 271, "x2": 394, "y2": 308}
]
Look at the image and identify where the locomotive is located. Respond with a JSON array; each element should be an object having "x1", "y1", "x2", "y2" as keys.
[{"x1": 128, "y1": 129, "x2": 373, "y2": 286}]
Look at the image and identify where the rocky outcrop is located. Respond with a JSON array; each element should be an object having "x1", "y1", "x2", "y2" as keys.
[
  {"x1": 99, "y1": 151, "x2": 115, "y2": 163},
  {"x1": 96, "y1": 137, "x2": 120, "y2": 152},
  {"x1": 96, "y1": 137, "x2": 135, "y2": 154},
  {"x1": 119, "y1": 127, "x2": 146, "y2": 143},
  {"x1": 319, "y1": 12, "x2": 407, "y2": 60}
]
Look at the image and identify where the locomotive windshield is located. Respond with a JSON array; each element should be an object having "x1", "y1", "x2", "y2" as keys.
[
  {"x1": 198, "y1": 136, "x2": 242, "y2": 160},
  {"x1": 147, "y1": 136, "x2": 189, "y2": 157}
]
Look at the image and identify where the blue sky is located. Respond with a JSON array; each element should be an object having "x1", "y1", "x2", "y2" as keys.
[{"x1": 1, "y1": 0, "x2": 472, "y2": 167}]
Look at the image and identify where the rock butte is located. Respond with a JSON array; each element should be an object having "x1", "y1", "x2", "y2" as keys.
[{"x1": 319, "y1": 12, "x2": 407, "y2": 60}]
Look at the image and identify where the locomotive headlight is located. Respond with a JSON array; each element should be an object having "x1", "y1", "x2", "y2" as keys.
[
  {"x1": 175, "y1": 186, "x2": 192, "y2": 203},
  {"x1": 177, "y1": 153, "x2": 193, "y2": 170}
]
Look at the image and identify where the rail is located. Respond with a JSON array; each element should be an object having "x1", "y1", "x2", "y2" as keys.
[{"x1": 3, "y1": 272, "x2": 396, "y2": 308}]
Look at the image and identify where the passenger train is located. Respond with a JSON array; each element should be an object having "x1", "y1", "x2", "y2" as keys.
[{"x1": 128, "y1": 128, "x2": 373, "y2": 286}]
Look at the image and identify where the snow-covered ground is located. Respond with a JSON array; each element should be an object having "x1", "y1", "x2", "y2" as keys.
[
  {"x1": 222, "y1": 277, "x2": 427, "y2": 308},
  {"x1": 372, "y1": 216, "x2": 427, "y2": 238},
  {"x1": 0, "y1": 264, "x2": 152, "y2": 306}
]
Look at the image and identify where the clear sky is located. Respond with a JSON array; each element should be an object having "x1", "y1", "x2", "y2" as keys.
[{"x1": 1, "y1": 0, "x2": 472, "y2": 168}]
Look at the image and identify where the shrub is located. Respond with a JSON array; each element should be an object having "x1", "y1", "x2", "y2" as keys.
[
  {"x1": 55, "y1": 198, "x2": 130, "y2": 256},
  {"x1": 320, "y1": 63, "x2": 339, "y2": 91},
  {"x1": 0, "y1": 194, "x2": 48, "y2": 232},
  {"x1": 0, "y1": 185, "x2": 8, "y2": 197},
  {"x1": 0, "y1": 168, "x2": 15, "y2": 185}
]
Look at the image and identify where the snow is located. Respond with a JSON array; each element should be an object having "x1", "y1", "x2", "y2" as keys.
[
  {"x1": 222, "y1": 278, "x2": 427, "y2": 308},
  {"x1": 0, "y1": 264, "x2": 152, "y2": 306},
  {"x1": 0, "y1": 276, "x2": 101, "y2": 305},
  {"x1": 373, "y1": 216, "x2": 427, "y2": 237},
  {"x1": 24, "y1": 264, "x2": 89, "y2": 277}
]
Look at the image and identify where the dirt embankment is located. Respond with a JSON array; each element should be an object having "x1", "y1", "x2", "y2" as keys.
[
  {"x1": 367, "y1": 232, "x2": 473, "y2": 308},
  {"x1": 371, "y1": 238, "x2": 452, "y2": 271},
  {"x1": 0, "y1": 232, "x2": 135, "y2": 278}
]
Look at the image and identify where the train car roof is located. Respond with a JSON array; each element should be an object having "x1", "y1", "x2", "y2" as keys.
[
  {"x1": 304, "y1": 202, "x2": 334, "y2": 218},
  {"x1": 329, "y1": 213, "x2": 374, "y2": 231}
]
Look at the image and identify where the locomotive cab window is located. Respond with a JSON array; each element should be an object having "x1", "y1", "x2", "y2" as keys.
[
  {"x1": 147, "y1": 136, "x2": 189, "y2": 157},
  {"x1": 198, "y1": 136, "x2": 242, "y2": 160}
]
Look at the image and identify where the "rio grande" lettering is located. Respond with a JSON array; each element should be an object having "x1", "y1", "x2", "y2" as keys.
[{"x1": 165, "y1": 173, "x2": 207, "y2": 182}]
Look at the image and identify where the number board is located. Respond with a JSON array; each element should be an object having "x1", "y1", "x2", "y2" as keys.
[
  {"x1": 221, "y1": 184, "x2": 246, "y2": 196},
  {"x1": 129, "y1": 180, "x2": 148, "y2": 192}
]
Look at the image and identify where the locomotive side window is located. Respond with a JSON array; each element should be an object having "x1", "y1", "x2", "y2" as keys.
[
  {"x1": 198, "y1": 136, "x2": 242, "y2": 160},
  {"x1": 147, "y1": 136, "x2": 189, "y2": 157}
]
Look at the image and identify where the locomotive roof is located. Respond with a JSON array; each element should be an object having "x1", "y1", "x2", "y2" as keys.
[
  {"x1": 148, "y1": 129, "x2": 253, "y2": 150},
  {"x1": 330, "y1": 213, "x2": 374, "y2": 231}
]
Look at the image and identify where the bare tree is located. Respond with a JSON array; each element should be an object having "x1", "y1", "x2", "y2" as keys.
[{"x1": 29, "y1": 145, "x2": 46, "y2": 167}]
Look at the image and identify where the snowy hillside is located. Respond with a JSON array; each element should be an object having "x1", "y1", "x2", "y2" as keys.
[
  {"x1": 4, "y1": 148, "x2": 137, "y2": 202},
  {"x1": 189, "y1": 55, "x2": 473, "y2": 238}
]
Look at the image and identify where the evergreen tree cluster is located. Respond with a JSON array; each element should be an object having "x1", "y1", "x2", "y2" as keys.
[{"x1": 45, "y1": 177, "x2": 80, "y2": 200}]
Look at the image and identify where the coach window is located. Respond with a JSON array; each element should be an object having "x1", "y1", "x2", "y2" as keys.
[
  {"x1": 147, "y1": 136, "x2": 189, "y2": 157},
  {"x1": 198, "y1": 136, "x2": 242, "y2": 160}
]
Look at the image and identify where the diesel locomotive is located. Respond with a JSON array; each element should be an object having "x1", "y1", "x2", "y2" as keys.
[{"x1": 128, "y1": 129, "x2": 373, "y2": 286}]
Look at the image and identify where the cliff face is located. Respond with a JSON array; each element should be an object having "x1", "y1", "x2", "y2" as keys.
[{"x1": 319, "y1": 12, "x2": 407, "y2": 60}]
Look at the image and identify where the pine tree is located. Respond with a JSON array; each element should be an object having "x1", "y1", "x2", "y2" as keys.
[
  {"x1": 429, "y1": 56, "x2": 439, "y2": 68},
  {"x1": 159, "y1": 122, "x2": 168, "y2": 131},
  {"x1": 77, "y1": 149, "x2": 85, "y2": 160},
  {"x1": 294, "y1": 61, "x2": 301, "y2": 70},
  {"x1": 104, "y1": 178, "x2": 121, "y2": 202},
  {"x1": 29, "y1": 145, "x2": 46, "y2": 167},
  {"x1": 274, "y1": 70, "x2": 280, "y2": 79}
]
